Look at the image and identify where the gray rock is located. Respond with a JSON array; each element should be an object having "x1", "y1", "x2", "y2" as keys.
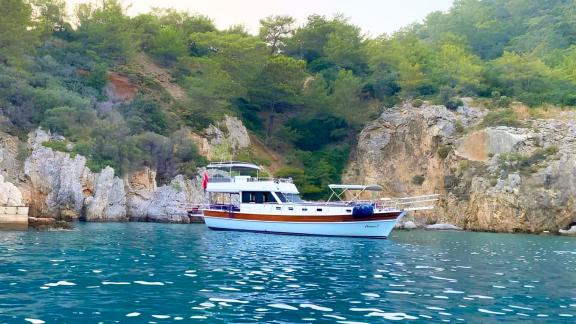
[
  {"x1": 559, "y1": 226, "x2": 576, "y2": 235},
  {"x1": 425, "y1": 223, "x2": 462, "y2": 230},
  {"x1": 24, "y1": 129, "x2": 127, "y2": 221},
  {"x1": 85, "y1": 166, "x2": 126, "y2": 221},
  {"x1": 24, "y1": 130, "x2": 92, "y2": 219},
  {"x1": 345, "y1": 101, "x2": 576, "y2": 233},
  {"x1": 126, "y1": 169, "x2": 210, "y2": 223},
  {"x1": 202, "y1": 115, "x2": 251, "y2": 160},
  {"x1": 0, "y1": 174, "x2": 22, "y2": 206},
  {"x1": 396, "y1": 220, "x2": 418, "y2": 229}
]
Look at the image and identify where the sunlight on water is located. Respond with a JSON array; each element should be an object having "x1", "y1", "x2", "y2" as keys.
[{"x1": 0, "y1": 223, "x2": 574, "y2": 322}]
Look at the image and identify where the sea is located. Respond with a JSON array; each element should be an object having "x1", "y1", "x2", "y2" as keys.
[{"x1": 0, "y1": 223, "x2": 574, "y2": 323}]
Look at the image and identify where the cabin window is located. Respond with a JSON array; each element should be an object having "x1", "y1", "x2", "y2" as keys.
[
  {"x1": 263, "y1": 192, "x2": 275, "y2": 203},
  {"x1": 285, "y1": 193, "x2": 303, "y2": 203},
  {"x1": 242, "y1": 192, "x2": 276, "y2": 204},
  {"x1": 242, "y1": 192, "x2": 255, "y2": 203},
  {"x1": 274, "y1": 192, "x2": 287, "y2": 203},
  {"x1": 302, "y1": 208, "x2": 308, "y2": 211},
  {"x1": 346, "y1": 209, "x2": 352, "y2": 213},
  {"x1": 288, "y1": 207, "x2": 294, "y2": 211},
  {"x1": 276, "y1": 207, "x2": 281, "y2": 210},
  {"x1": 317, "y1": 208, "x2": 323, "y2": 212}
]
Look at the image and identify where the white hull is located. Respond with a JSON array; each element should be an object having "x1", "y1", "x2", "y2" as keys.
[{"x1": 203, "y1": 212, "x2": 405, "y2": 238}]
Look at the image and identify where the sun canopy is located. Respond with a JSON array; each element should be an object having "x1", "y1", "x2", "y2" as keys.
[
  {"x1": 328, "y1": 184, "x2": 383, "y2": 191},
  {"x1": 206, "y1": 161, "x2": 261, "y2": 172}
]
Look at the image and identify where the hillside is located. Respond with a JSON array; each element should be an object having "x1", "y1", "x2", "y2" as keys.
[{"x1": 2, "y1": 0, "x2": 576, "y2": 225}]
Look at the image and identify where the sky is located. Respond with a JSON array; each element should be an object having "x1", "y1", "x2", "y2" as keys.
[{"x1": 67, "y1": 0, "x2": 455, "y2": 36}]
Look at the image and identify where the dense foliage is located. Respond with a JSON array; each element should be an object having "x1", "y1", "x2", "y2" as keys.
[{"x1": 1, "y1": 0, "x2": 576, "y2": 196}]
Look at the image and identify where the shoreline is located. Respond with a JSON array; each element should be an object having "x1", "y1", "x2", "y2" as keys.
[{"x1": 9, "y1": 218, "x2": 574, "y2": 237}]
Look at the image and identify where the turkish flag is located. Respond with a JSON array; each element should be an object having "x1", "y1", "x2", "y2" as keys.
[{"x1": 202, "y1": 171, "x2": 209, "y2": 192}]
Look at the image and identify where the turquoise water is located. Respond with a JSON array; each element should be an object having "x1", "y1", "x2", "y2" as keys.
[{"x1": 0, "y1": 223, "x2": 575, "y2": 323}]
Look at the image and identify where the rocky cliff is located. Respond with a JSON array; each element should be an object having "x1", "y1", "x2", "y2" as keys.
[
  {"x1": 345, "y1": 102, "x2": 576, "y2": 233},
  {"x1": 0, "y1": 119, "x2": 248, "y2": 223}
]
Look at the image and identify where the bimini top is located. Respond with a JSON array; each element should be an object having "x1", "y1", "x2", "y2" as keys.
[
  {"x1": 328, "y1": 184, "x2": 383, "y2": 191},
  {"x1": 206, "y1": 161, "x2": 261, "y2": 172}
]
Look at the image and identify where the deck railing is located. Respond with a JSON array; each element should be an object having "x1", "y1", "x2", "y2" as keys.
[
  {"x1": 182, "y1": 194, "x2": 440, "y2": 214},
  {"x1": 209, "y1": 176, "x2": 293, "y2": 183}
]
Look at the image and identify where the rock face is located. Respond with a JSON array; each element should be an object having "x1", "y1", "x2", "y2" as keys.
[
  {"x1": 0, "y1": 114, "x2": 252, "y2": 223},
  {"x1": 345, "y1": 102, "x2": 576, "y2": 233},
  {"x1": 16, "y1": 129, "x2": 211, "y2": 223},
  {"x1": 126, "y1": 169, "x2": 206, "y2": 223},
  {"x1": 194, "y1": 115, "x2": 251, "y2": 160},
  {"x1": 85, "y1": 167, "x2": 127, "y2": 221},
  {"x1": 0, "y1": 174, "x2": 22, "y2": 206},
  {"x1": 24, "y1": 130, "x2": 93, "y2": 220}
]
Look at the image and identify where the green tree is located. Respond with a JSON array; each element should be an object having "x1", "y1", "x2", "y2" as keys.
[
  {"x1": 324, "y1": 21, "x2": 367, "y2": 73},
  {"x1": 152, "y1": 9, "x2": 216, "y2": 34},
  {"x1": 32, "y1": 0, "x2": 68, "y2": 37},
  {"x1": 0, "y1": 0, "x2": 36, "y2": 66},
  {"x1": 259, "y1": 15, "x2": 295, "y2": 55},
  {"x1": 149, "y1": 26, "x2": 187, "y2": 65},
  {"x1": 249, "y1": 55, "x2": 307, "y2": 136},
  {"x1": 75, "y1": 0, "x2": 136, "y2": 62},
  {"x1": 330, "y1": 69, "x2": 364, "y2": 125},
  {"x1": 190, "y1": 32, "x2": 268, "y2": 86}
]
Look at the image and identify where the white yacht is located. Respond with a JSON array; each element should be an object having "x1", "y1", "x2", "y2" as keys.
[{"x1": 198, "y1": 162, "x2": 436, "y2": 238}]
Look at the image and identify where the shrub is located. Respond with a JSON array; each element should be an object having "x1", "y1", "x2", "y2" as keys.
[
  {"x1": 482, "y1": 109, "x2": 520, "y2": 127},
  {"x1": 16, "y1": 142, "x2": 31, "y2": 162},
  {"x1": 412, "y1": 99, "x2": 424, "y2": 107},
  {"x1": 236, "y1": 148, "x2": 272, "y2": 167},
  {"x1": 454, "y1": 120, "x2": 465, "y2": 134},
  {"x1": 437, "y1": 146, "x2": 451, "y2": 159},
  {"x1": 412, "y1": 175, "x2": 425, "y2": 185},
  {"x1": 42, "y1": 140, "x2": 68, "y2": 152},
  {"x1": 494, "y1": 96, "x2": 512, "y2": 108},
  {"x1": 498, "y1": 146, "x2": 560, "y2": 175},
  {"x1": 444, "y1": 97, "x2": 464, "y2": 111}
]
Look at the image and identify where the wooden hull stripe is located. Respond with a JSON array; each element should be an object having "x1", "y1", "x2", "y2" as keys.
[{"x1": 203, "y1": 210, "x2": 401, "y2": 222}]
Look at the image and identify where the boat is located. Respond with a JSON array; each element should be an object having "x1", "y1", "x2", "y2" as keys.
[{"x1": 200, "y1": 161, "x2": 436, "y2": 238}]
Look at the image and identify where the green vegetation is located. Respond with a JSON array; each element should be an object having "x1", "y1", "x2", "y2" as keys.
[
  {"x1": 498, "y1": 146, "x2": 560, "y2": 175},
  {"x1": 437, "y1": 146, "x2": 451, "y2": 159},
  {"x1": 412, "y1": 175, "x2": 426, "y2": 186},
  {"x1": 1, "y1": 0, "x2": 576, "y2": 196},
  {"x1": 41, "y1": 140, "x2": 68, "y2": 152},
  {"x1": 482, "y1": 109, "x2": 521, "y2": 127}
]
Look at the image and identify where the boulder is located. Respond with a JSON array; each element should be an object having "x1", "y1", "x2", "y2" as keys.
[
  {"x1": 425, "y1": 223, "x2": 462, "y2": 230},
  {"x1": 559, "y1": 226, "x2": 576, "y2": 235},
  {"x1": 396, "y1": 220, "x2": 418, "y2": 229},
  {"x1": 0, "y1": 174, "x2": 22, "y2": 206}
]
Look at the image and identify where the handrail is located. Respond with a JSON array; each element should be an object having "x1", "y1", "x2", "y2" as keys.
[{"x1": 209, "y1": 176, "x2": 294, "y2": 183}]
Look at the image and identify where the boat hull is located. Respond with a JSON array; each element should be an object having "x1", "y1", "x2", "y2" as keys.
[{"x1": 203, "y1": 211, "x2": 405, "y2": 238}]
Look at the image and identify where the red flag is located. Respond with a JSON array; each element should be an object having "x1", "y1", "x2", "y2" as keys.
[{"x1": 202, "y1": 171, "x2": 209, "y2": 192}]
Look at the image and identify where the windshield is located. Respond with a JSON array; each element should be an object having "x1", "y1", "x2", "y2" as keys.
[
  {"x1": 274, "y1": 192, "x2": 287, "y2": 203},
  {"x1": 284, "y1": 193, "x2": 303, "y2": 203}
]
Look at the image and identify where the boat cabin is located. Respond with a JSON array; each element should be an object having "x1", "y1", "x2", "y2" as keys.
[{"x1": 205, "y1": 162, "x2": 302, "y2": 209}]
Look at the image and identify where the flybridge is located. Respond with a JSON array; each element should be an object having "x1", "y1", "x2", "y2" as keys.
[{"x1": 206, "y1": 161, "x2": 261, "y2": 171}]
